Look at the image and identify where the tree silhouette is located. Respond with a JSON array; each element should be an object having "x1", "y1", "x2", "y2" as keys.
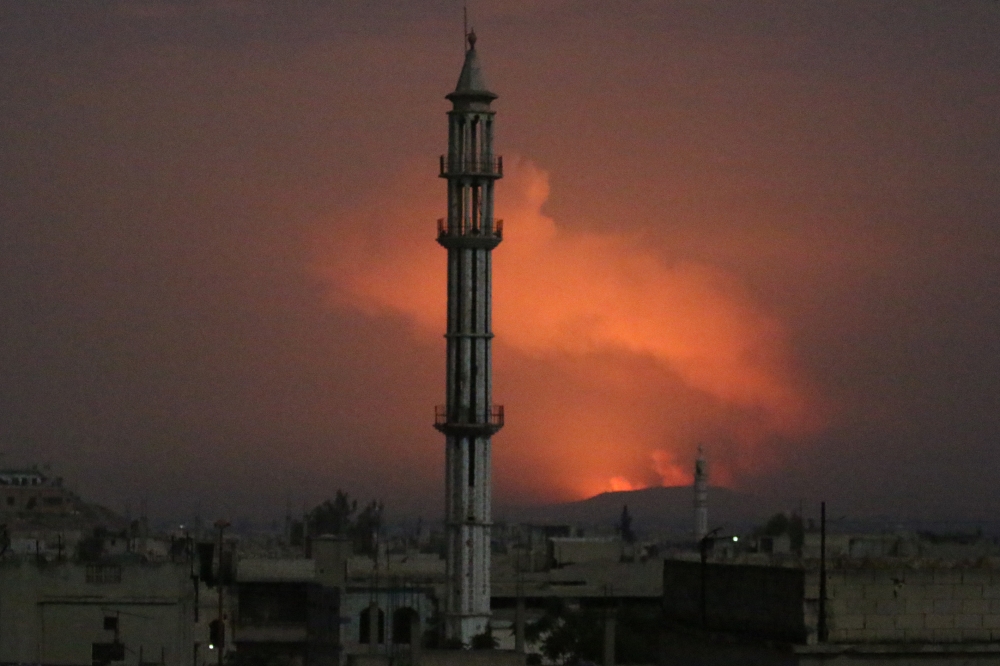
[
  {"x1": 618, "y1": 504, "x2": 636, "y2": 544},
  {"x1": 306, "y1": 491, "x2": 384, "y2": 556}
]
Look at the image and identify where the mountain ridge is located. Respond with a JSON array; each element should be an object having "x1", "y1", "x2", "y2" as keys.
[{"x1": 495, "y1": 485, "x2": 774, "y2": 536}]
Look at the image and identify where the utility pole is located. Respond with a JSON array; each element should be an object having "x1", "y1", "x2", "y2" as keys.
[
  {"x1": 514, "y1": 545, "x2": 525, "y2": 653},
  {"x1": 699, "y1": 527, "x2": 721, "y2": 628},
  {"x1": 818, "y1": 502, "x2": 828, "y2": 642},
  {"x1": 215, "y1": 518, "x2": 230, "y2": 666}
]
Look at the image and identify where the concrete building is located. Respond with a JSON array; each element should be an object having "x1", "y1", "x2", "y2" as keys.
[
  {"x1": 0, "y1": 558, "x2": 203, "y2": 666},
  {"x1": 234, "y1": 556, "x2": 340, "y2": 666},
  {"x1": 235, "y1": 536, "x2": 439, "y2": 665},
  {"x1": 490, "y1": 526, "x2": 664, "y2": 663},
  {"x1": 0, "y1": 465, "x2": 73, "y2": 514},
  {"x1": 662, "y1": 554, "x2": 1000, "y2": 664},
  {"x1": 433, "y1": 29, "x2": 504, "y2": 645}
]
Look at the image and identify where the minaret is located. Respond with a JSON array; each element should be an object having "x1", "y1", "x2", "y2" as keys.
[
  {"x1": 434, "y1": 30, "x2": 503, "y2": 645},
  {"x1": 694, "y1": 445, "x2": 708, "y2": 541}
]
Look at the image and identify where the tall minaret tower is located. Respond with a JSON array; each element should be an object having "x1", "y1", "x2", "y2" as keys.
[
  {"x1": 434, "y1": 30, "x2": 503, "y2": 645},
  {"x1": 694, "y1": 445, "x2": 708, "y2": 541}
]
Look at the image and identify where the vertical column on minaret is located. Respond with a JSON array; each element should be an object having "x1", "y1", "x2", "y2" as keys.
[
  {"x1": 435, "y1": 32, "x2": 502, "y2": 646},
  {"x1": 694, "y1": 445, "x2": 708, "y2": 541}
]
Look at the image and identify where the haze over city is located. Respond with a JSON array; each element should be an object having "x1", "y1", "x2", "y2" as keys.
[{"x1": 1, "y1": 0, "x2": 998, "y2": 524}]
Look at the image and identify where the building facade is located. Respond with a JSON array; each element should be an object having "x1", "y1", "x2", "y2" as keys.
[{"x1": 0, "y1": 559, "x2": 200, "y2": 666}]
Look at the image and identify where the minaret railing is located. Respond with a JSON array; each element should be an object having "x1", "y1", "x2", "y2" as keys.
[
  {"x1": 437, "y1": 218, "x2": 503, "y2": 239},
  {"x1": 439, "y1": 155, "x2": 503, "y2": 177},
  {"x1": 434, "y1": 405, "x2": 504, "y2": 430}
]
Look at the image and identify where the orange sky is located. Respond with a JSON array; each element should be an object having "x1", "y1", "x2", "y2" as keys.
[{"x1": 317, "y1": 157, "x2": 826, "y2": 502}]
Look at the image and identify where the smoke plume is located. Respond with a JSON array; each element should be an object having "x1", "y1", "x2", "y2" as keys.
[{"x1": 316, "y1": 158, "x2": 824, "y2": 502}]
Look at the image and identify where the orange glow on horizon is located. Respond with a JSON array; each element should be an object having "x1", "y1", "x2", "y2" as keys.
[
  {"x1": 607, "y1": 476, "x2": 638, "y2": 492},
  {"x1": 314, "y1": 157, "x2": 827, "y2": 504}
]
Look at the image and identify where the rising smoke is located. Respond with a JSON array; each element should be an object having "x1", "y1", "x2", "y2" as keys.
[{"x1": 316, "y1": 158, "x2": 825, "y2": 502}]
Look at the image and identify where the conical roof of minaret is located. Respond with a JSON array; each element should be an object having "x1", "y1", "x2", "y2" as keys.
[{"x1": 448, "y1": 31, "x2": 497, "y2": 101}]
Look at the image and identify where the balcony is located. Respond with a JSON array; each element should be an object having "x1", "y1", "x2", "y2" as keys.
[
  {"x1": 434, "y1": 405, "x2": 504, "y2": 435},
  {"x1": 436, "y1": 218, "x2": 503, "y2": 241},
  {"x1": 439, "y1": 155, "x2": 503, "y2": 177}
]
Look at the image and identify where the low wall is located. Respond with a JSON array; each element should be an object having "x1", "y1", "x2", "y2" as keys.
[
  {"x1": 664, "y1": 558, "x2": 1000, "y2": 646},
  {"x1": 347, "y1": 650, "x2": 524, "y2": 666},
  {"x1": 663, "y1": 559, "x2": 809, "y2": 642},
  {"x1": 827, "y1": 567, "x2": 1000, "y2": 643}
]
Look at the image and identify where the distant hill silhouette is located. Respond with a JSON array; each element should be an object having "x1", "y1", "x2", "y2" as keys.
[{"x1": 496, "y1": 485, "x2": 775, "y2": 537}]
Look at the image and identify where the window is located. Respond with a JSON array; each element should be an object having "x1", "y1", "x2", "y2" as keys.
[
  {"x1": 392, "y1": 608, "x2": 419, "y2": 645},
  {"x1": 359, "y1": 607, "x2": 385, "y2": 644},
  {"x1": 86, "y1": 565, "x2": 122, "y2": 584}
]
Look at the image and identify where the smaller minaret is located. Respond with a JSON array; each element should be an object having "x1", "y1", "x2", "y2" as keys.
[{"x1": 693, "y1": 445, "x2": 708, "y2": 541}]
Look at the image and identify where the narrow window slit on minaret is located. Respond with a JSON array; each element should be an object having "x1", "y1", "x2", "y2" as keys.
[
  {"x1": 468, "y1": 443, "x2": 476, "y2": 487},
  {"x1": 471, "y1": 116, "x2": 479, "y2": 165},
  {"x1": 472, "y1": 185, "x2": 480, "y2": 231}
]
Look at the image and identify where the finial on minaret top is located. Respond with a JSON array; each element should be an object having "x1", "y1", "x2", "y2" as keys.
[{"x1": 449, "y1": 28, "x2": 495, "y2": 101}]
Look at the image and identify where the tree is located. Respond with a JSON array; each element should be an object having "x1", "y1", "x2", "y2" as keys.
[
  {"x1": 305, "y1": 491, "x2": 384, "y2": 556},
  {"x1": 524, "y1": 599, "x2": 601, "y2": 664},
  {"x1": 351, "y1": 499, "x2": 384, "y2": 556},
  {"x1": 525, "y1": 599, "x2": 662, "y2": 664},
  {"x1": 471, "y1": 624, "x2": 498, "y2": 650},
  {"x1": 308, "y1": 490, "x2": 357, "y2": 537},
  {"x1": 76, "y1": 526, "x2": 108, "y2": 562},
  {"x1": 618, "y1": 504, "x2": 636, "y2": 544},
  {"x1": 756, "y1": 512, "x2": 805, "y2": 553}
]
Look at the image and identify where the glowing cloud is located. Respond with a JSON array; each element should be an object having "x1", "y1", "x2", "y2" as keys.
[
  {"x1": 607, "y1": 476, "x2": 639, "y2": 492},
  {"x1": 651, "y1": 450, "x2": 692, "y2": 487},
  {"x1": 315, "y1": 158, "x2": 824, "y2": 502}
]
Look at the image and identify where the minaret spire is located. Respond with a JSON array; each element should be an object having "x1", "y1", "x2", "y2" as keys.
[{"x1": 435, "y1": 32, "x2": 503, "y2": 645}]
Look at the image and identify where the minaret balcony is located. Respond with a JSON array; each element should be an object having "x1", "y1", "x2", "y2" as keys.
[
  {"x1": 434, "y1": 405, "x2": 504, "y2": 436},
  {"x1": 439, "y1": 155, "x2": 503, "y2": 178},
  {"x1": 436, "y1": 219, "x2": 503, "y2": 249}
]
